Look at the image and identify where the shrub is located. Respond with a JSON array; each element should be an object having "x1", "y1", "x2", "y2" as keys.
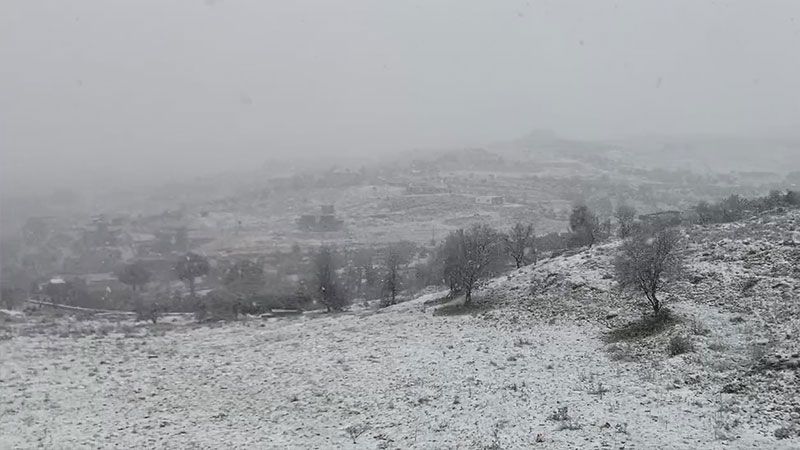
[
  {"x1": 115, "y1": 261, "x2": 152, "y2": 292},
  {"x1": 614, "y1": 205, "x2": 637, "y2": 238},
  {"x1": 175, "y1": 252, "x2": 210, "y2": 298},
  {"x1": 134, "y1": 298, "x2": 161, "y2": 324},
  {"x1": 741, "y1": 277, "x2": 759, "y2": 293},
  {"x1": 345, "y1": 424, "x2": 368, "y2": 444},
  {"x1": 198, "y1": 289, "x2": 238, "y2": 321},
  {"x1": 569, "y1": 205, "x2": 601, "y2": 247},
  {"x1": 548, "y1": 406, "x2": 570, "y2": 422},
  {"x1": 689, "y1": 319, "x2": 710, "y2": 336},
  {"x1": 668, "y1": 334, "x2": 695, "y2": 356}
]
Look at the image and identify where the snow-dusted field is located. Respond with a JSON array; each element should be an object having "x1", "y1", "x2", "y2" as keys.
[
  {"x1": 3, "y1": 211, "x2": 800, "y2": 449},
  {"x1": 1, "y1": 292, "x2": 795, "y2": 449}
]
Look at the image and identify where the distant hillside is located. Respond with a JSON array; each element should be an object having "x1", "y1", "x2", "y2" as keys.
[
  {"x1": 602, "y1": 134, "x2": 800, "y2": 175},
  {"x1": 395, "y1": 131, "x2": 800, "y2": 180}
]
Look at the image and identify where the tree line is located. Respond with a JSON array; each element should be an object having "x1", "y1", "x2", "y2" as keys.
[{"x1": 26, "y1": 188, "x2": 800, "y2": 321}]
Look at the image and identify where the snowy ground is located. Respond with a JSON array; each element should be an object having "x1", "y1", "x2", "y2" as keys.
[
  {"x1": 0, "y1": 297, "x2": 794, "y2": 449},
  {"x1": 2, "y1": 211, "x2": 800, "y2": 449}
]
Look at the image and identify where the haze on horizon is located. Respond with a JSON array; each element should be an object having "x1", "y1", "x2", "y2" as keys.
[{"x1": 2, "y1": 0, "x2": 800, "y2": 195}]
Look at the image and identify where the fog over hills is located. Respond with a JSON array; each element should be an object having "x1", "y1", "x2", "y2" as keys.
[
  {"x1": 4, "y1": 1, "x2": 800, "y2": 196},
  {"x1": 3, "y1": 1, "x2": 800, "y2": 448}
]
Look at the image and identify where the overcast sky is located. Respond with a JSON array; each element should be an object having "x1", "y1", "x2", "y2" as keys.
[{"x1": 2, "y1": 0, "x2": 800, "y2": 194}]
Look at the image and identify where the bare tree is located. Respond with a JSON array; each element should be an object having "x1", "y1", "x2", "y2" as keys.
[
  {"x1": 569, "y1": 205, "x2": 601, "y2": 247},
  {"x1": 175, "y1": 252, "x2": 210, "y2": 298},
  {"x1": 116, "y1": 261, "x2": 152, "y2": 292},
  {"x1": 503, "y1": 222, "x2": 536, "y2": 268},
  {"x1": 444, "y1": 224, "x2": 501, "y2": 304},
  {"x1": 614, "y1": 227, "x2": 683, "y2": 315},
  {"x1": 382, "y1": 245, "x2": 408, "y2": 305},
  {"x1": 352, "y1": 248, "x2": 378, "y2": 299},
  {"x1": 614, "y1": 204, "x2": 637, "y2": 238},
  {"x1": 314, "y1": 246, "x2": 347, "y2": 312},
  {"x1": 362, "y1": 251, "x2": 379, "y2": 296},
  {"x1": 439, "y1": 232, "x2": 463, "y2": 295}
]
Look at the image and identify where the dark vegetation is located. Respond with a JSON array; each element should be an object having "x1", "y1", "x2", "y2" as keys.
[
  {"x1": 693, "y1": 190, "x2": 800, "y2": 225},
  {"x1": 668, "y1": 334, "x2": 695, "y2": 356},
  {"x1": 174, "y1": 252, "x2": 210, "y2": 298},
  {"x1": 115, "y1": 261, "x2": 151, "y2": 292},
  {"x1": 605, "y1": 309, "x2": 680, "y2": 343},
  {"x1": 614, "y1": 227, "x2": 683, "y2": 315},
  {"x1": 313, "y1": 246, "x2": 348, "y2": 312},
  {"x1": 614, "y1": 204, "x2": 637, "y2": 239},
  {"x1": 381, "y1": 244, "x2": 408, "y2": 306},
  {"x1": 431, "y1": 299, "x2": 491, "y2": 317},
  {"x1": 503, "y1": 223, "x2": 536, "y2": 269},
  {"x1": 440, "y1": 224, "x2": 503, "y2": 304},
  {"x1": 568, "y1": 205, "x2": 601, "y2": 247}
]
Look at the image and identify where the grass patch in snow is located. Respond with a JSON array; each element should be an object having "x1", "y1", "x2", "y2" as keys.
[
  {"x1": 433, "y1": 301, "x2": 490, "y2": 316},
  {"x1": 432, "y1": 295, "x2": 493, "y2": 316},
  {"x1": 604, "y1": 309, "x2": 679, "y2": 343},
  {"x1": 667, "y1": 334, "x2": 695, "y2": 356},
  {"x1": 422, "y1": 294, "x2": 451, "y2": 307}
]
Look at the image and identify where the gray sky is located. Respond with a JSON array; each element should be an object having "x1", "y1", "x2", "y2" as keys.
[{"x1": 2, "y1": 0, "x2": 800, "y2": 194}]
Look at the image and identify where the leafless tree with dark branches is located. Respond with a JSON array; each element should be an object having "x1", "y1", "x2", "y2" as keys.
[
  {"x1": 569, "y1": 205, "x2": 601, "y2": 248},
  {"x1": 444, "y1": 224, "x2": 501, "y2": 304},
  {"x1": 381, "y1": 244, "x2": 408, "y2": 306},
  {"x1": 614, "y1": 227, "x2": 683, "y2": 315},
  {"x1": 614, "y1": 204, "x2": 637, "y2": 238},
  {"x1": 314, "y1": 246, "x2": 348, "y2": 312},
  {"x1": 503, "y1": 222, "x2": 536, "y2": 268}
]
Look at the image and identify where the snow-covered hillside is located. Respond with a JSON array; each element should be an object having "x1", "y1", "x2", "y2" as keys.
[{"x1": 1, "y1": 211, "x2": 799, "y2": 448}]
